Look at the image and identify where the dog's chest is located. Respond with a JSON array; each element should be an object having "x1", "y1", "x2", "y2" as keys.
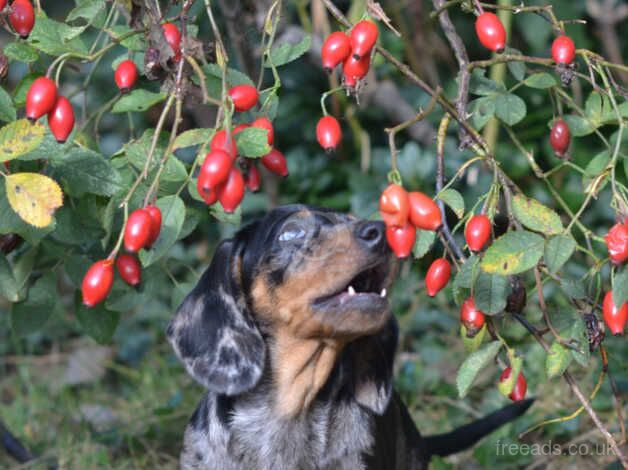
[{"x1": 182, "y1": 392, "x2": 374, "y2": 470}]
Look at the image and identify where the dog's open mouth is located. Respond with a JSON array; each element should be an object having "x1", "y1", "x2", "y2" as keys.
[{"x1": 312, "y1": 261, "x2": 390, "y2": 313}]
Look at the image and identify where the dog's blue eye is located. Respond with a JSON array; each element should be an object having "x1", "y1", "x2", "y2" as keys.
[{"x1": 278, "y1": 229, "x2": 306, "y2": 242}]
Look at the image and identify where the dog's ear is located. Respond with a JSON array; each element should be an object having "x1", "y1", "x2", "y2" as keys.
[
  {"x1": 349, "y1": 317, "x2": 398, "y2": 414},
  {"x1": 167, "y1": 239, "x2": 265, "y2": 396}
]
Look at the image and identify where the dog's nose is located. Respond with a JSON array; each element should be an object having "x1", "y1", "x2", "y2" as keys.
[{"x1": 356, "y1": 221, "x2": 385, "y2": 251}]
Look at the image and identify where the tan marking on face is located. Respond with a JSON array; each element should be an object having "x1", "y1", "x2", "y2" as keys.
[{"x1": 249, "y1": 221, "x2": 396, "y2": 417}]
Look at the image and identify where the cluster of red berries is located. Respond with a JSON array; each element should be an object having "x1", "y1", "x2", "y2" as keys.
[
  {"x1": 196, "y1": 84, "x2": 286, "y2": 213},
  {"x1": 321, "y1": 19, "x2": 379, "y2": 89},
  {"x1": 81, "y1": 205, "x2": 162, "y2": 307},
  {"x1": 603, "y1": 218, "x2": 628, "y2": 335},
  {"x1": 25, "y1": 77, "x2": 75, "y2": 143},
  {"x1": 2, "y1": 0, "x2": 35, "y2": 39},
  {"x1": 379, "y1": 184, "x2": 442, "y2": 258},
  {"x1": 475, "y1": 11, "x2": 576, "y2": 69}
]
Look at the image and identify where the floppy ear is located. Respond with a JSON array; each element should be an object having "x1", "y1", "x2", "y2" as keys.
[
  {"x1": 349, "y1": 317, "x2": 398, "y2": 414},
  {"x1": 166, "y1": 239, "x2": 266, "y2": 396}
]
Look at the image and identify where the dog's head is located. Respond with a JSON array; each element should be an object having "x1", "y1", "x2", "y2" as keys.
[{"x1": 168, "y1": 205, "x2": 399, "y2": 416}]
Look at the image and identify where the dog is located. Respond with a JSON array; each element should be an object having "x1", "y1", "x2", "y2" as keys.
[{"x1": 167, "y1": 205, "x2": 532, "y2": 469}]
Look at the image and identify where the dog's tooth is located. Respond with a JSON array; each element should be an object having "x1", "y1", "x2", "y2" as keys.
[
  {"x1": 380, "y1": 288, "x2": 387, "y2": 298},
  {"x1": 348, "y1": 285, "x2": 356, "y2": 296}
]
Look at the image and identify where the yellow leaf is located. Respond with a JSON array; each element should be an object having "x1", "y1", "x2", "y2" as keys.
[
  {"x1": 0, "y1": 119, "x2": 46, "y2": 162},
  {"x1": 5, "y1": 173, "x2": 63, "y2": 228}
]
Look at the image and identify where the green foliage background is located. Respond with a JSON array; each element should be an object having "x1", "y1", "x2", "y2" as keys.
[{"x1": 0, "y1": 0, "x2": 626, "y2": 468}]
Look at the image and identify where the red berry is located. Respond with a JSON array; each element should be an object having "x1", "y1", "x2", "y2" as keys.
[
  {"x1": 210, "y1": 129, "x2": 237, "y2": 160},
  {"x1": 342, "y1": 54, "x2": 371, "y2": 86},
  {"x1": 116, "y1": 254, "x2": 141, "y2": 287},
  {"x1": 386, "y1": 223, "x2": 416, "y2": 259},
  {"x1": 228, "y1": 84, "x2": 258, "y2": 112},
  {"x1": 114, "y1": 60, "x2": 139, "y2": 93},
  {"x1": 144, "y1": 205, "x2": 162, "y2": 247},
  {"x1": 251, "y1": 117, "x2": 274, "y2": 145},
  {"x1": 124, "y1": 209, "x2": 153, "y2": 252},
  {"x1": 475, "y1": 12, "x2": 506, "y2": 53},
  {"x1": 605, "y1": 222, "x2": 628, "y2": 264},
  {"x1": 217, "y1": 167, "x2": 245, "y2": 213},
  {"x1": 199, "y1": 149, "x2": 232, "y2": 189},
  {"x1": 316, "y1": 116, "x2": 342, "y2": 152},
  {"x1": 408, "y1": 192, "x2": 442, "y2": 231},
  {"x1": 550, "y1": 118, "x2": 570, "y2": 156},
  {"x1": 47, "y1": 96, "x2": 75, "y2": 143},
  {"x1": 379, "y1": 184, "x2": 409, "y2": 228},
  {"x1": 9, "y1": 0, "x2": 34, "y2": 39},
  {"x1": 25, "y1": 77, "x2": 57, "y2": 122},
  {"x1": 0, "y1": 1, "x2": 7, "y2": 11},
  {"x1": 425, "y1": 258, "x2": 451, "y2": 297},
  {"x1": 465, "y1": 214, "x2": 491, "y2": 252},
  {"x1": 499, "y1": 367, "x2": 527, "y2": 402},
  {"x1": 198, "y1": 179, "x2": 218, "y2": 205},
  {"x1": 321, "y1": 31, "x2": 351, "y2": 72},
  {"x1": 603, "y1": 291, "x2": 627, "y2": 336},
  {"x1": 245, "y1": 163, "x2": 261, "y2": 192},
  {"x1": 551, "y1": 35, "x2": 575, "y2": 65},
  {"x1": 162, "y1": 23, "x2": 182, "y2": 62},
  {"x1": 82, "y1": 259, "x2": 114, "y2": 307},
  {"x1": 261, "y1": 148, "x2": 288, "y2": 177},
  {"x1": 461, "y1": 297, "x2": 486, "y2": 332},
  {"x1": 233, "y1": 123, "x2": 249, "y2": 135},
  {"x1": 350, "y1": 20, "x2": 378, "y2": 60}
]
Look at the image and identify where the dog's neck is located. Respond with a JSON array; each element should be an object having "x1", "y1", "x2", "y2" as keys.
[{"x1": 270, "y1": 332, "x2": 344, "y2": 417}]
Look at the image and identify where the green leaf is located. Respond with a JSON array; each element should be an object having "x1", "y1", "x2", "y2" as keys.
[
  {"x1": 234, "y1": 127, "x2": 271, "y2": 158},
  {"x1": 173, "y1": 128, "x2": 215, "y2": 151},
  {"x1": 454, "y1": 255, "x2": 480, "y2": 290},
  {"x1": 523, "y1": 73, "x2": 557, "y2": 89},
  {"x1": 512, "y1": 195, "x2": 563, "y2": 235},
  {"x1": 0, "y1": 120, "x2": 46, "y2": 162},
  {"x1": 469, "y1": 96, "x2": 496, "y2": 131},
  {"x1": 112, "y1": 89, "x2": 167, "y2": 113},
  {"x1": 494, "y1": 93, "x2": 527, "y2": 126},
  {"x1": 569, "y1": 317, "x2": 590, "y2": 367},
  {"x1": 0, "y1": 86, "x2": 17, "y2": 123},
  {"x1": 109, "y1": 25, "x2": 146, "y2": 51},
  {"x1": 456, "y1": 341, "x2": 502, "y2": 398},
  {"x1": 3, "y1": 42, "x2": 39, "y2": 63},
  {"x1": 412, "y1": 229, "x2": 436, "y2": 259},
  {"x1": 563, "y1": 115, "x2": 594, "y2": 137},
  {"x1": 613, "y1": 267, "x2": 628, "y2": 307},
  {"x1": 546, "y1": 341, "x2": 572, "y2": 379},
  {"x1": 0, "y1": 253, "x2": 18, "y2": 302},
  {"x1": 75, "y1": 297, "x2": 120, "y2": 344},
  {"x1": 139, "y1": 195, "x2": 185, "y2": 266},
  {"x1": 481, "y1": 231, "x2": 544, "y2": 275},
  {"x1": 198, "y1": 64, "x2": 254, "y2": 100},
  {"x1": 461, "y1": 323, "x2": 487, "y2": 352},
  {"x1": 125, "y1": 130, "x2": 186, "y2": 182},
  {"x1": 560, "y1": 277, "x2": 587, "y2": 299},
  {"x1": 28, "y1": 13, "x2": 88, "y2": 56},
  {"x1": 50, "y1": 148, "x2": 123, "y2": 196},
  {"x1": 469, "y1": 69, "x2": 506, "y2": 96},
  {"x1": 544, "y1": 234, "x2": 576, "y2": 274},
  {"x1": 210, "y1": 202, "x2": 242, "y2": 225},
  {"x1": 473, "y1": 271, "x2": 510, "y2": 315},
  {"x1": 437, "y1": 189, "x2": 464, "y2": 218},
  {"x1": 10, "y1": 274, "x2": 56, "y2": 336},
  {"x1": 584, "y1": 92, "x2": 612, "y2": 128},
  {"x1": 67, "y1": 0, "x2": 106, "y2": 23},
  {"x1": 265, "y1": 34, "x2": 311, "y2": 67},
  {"x1": 12, "y1": 73, "x2": 37, "y2": 108},
  {"x1": 505, "y1": 48, "x2": 526, "y2": 81}
]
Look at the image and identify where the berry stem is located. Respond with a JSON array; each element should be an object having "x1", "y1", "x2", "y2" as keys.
[
  {"x1": 319, "y1": 86, "x2": 344, "y2": 116},
  {"x1": 108, "y1": 202, "x2": 129, "y2": 260}
]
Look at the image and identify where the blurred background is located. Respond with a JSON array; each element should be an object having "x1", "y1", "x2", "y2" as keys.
[{"x1": 0, "y1": 0, "x2": 626, "y2": 468}]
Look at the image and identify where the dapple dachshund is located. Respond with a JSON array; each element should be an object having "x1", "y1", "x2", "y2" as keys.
[{"x1": 167, "y1": 205, "x2": 532, "y2": 469}]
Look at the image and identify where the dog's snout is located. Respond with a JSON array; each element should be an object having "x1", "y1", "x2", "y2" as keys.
[{"x1": 356, "y1": 221, "x2": 385, "y2": 251}]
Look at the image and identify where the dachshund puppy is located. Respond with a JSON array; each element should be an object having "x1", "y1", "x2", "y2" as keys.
[{"x1": 167, "y1": 205, "x2": 532, "y2": 469}]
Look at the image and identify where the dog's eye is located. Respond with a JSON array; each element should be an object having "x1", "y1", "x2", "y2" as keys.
[{"x1": 278, "y1": 227, "x2": 306, "y2": 242}]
